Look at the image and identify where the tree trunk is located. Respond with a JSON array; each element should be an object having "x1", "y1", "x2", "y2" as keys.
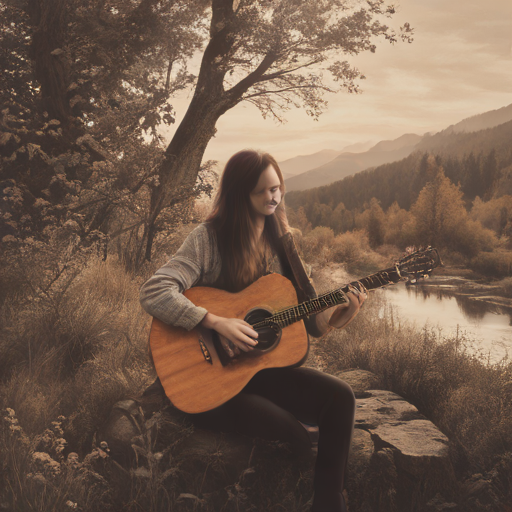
[
  {"x1": 28, "y1": 0, "x2": 71, "y2": 125},
  {"x1": 139, "y1": 0, "x2": 239, "y2": 265},
  {"x1": 139, "y1": 0, "x2": 278, "y2": 266}
]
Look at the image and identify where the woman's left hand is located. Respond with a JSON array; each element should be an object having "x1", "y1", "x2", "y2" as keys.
[{"x1": 327, "y1": 282, "x2": 367, "y2": 329}]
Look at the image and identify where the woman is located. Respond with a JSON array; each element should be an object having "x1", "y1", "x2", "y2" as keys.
[{"x1": 140, "y1": 149, "x2": 366, "y2": 512}]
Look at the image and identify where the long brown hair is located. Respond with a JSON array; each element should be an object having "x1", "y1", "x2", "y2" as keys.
[{"x1": 206, "y1": 150, "x2": 289, "y2": 292}]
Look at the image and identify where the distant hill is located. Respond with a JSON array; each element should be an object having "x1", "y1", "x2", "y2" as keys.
[
  {"x1": 445, "y1": 103, "x2": 512, "y2": 134},
  {"x1": 278, "y1": 141, "x2": 375, "y2": 180},
  {"x1": 416, "y1": 119, "x2": 512, "y2": 161},
  {"x1": 286, "y1": 117, "x2": 512, "y2": 222},
  {"x1": 279, "y1": 149, "x2": 342, "y2": 180},
  {"x1": 284, "y1": 134, "x2": 423, "y2": 192}
]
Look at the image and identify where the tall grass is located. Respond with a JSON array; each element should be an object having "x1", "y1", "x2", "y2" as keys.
[{"x1": 1, "y1": 256, "x2": 153, "y2": 439}]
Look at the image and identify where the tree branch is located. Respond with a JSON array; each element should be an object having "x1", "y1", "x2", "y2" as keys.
[
  {"x1": 256, "y1": 59, "x2": 324, "y2": 83},
  {"x1": 243, "y1": 84, "x2": 331, "y2": 100},
  {"x1": 225, "y1": 50, "x2": 277, "y2": 99}
]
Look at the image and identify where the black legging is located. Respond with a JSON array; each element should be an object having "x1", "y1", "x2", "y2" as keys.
[{"x1": 190, "y1": 367, "x2": 355, "y2": 512}]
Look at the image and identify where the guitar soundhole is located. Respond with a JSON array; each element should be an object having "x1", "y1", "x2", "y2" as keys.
[{"x1": 244, "y1": 308, "x2": 281, "y2": 352}]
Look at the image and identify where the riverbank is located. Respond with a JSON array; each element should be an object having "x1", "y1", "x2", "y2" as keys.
[
  {"x1": 432, "y1": 265, "x2": 512, "y2": 298},
  {"x1": 311, "y1": 262, "x2": 512, "y2": 511}
]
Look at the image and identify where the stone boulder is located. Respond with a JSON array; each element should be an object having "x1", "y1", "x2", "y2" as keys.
[
  {"x1": 97, "y1": 370, "x2": 457, "y2": 512},
  {"x1": 337, "y1": 370, "x2": 457, "y2": 512}
]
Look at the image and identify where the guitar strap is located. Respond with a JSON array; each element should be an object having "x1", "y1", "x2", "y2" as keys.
[{"x1": 278, "y1": 232, "x2": 324, "y2": 338}]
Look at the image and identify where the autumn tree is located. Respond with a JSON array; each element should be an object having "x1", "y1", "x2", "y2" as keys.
[
  {"x1": 383, "y1": 201, "x2": 410, "y2": 247},
  {"x1": 409, "y1": 156, "x2": 496, "y2": 256},
  {"x1": 366, "y1": 198, "x2": 385, "y2": 247},
  {"x1": 0, "y1": 0, "x2": 209, "y2": 263},
  {"x1": 330, "y1": 202, "x2": 354, "y2": 234}
]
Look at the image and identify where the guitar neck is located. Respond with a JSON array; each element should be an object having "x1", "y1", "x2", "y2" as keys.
[{"x1": 254, "y1": 266, "x2": 403, "y2": 330}]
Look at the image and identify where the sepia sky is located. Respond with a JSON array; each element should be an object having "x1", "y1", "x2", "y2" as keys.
[{"x1": 164, "y1": 0, "x2": 512, "y2": 162}]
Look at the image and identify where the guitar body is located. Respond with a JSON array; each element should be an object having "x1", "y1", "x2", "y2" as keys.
[
  {"x1": 150, "y1": 273, "x2": 308, "y2": 414},
  {"x1": 150, "y1": 246, "x2": 442, "y2": 414}
]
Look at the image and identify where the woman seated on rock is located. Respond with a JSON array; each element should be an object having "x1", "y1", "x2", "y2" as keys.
[{"x1": 140, "y1": 149, "x2": 367, "y2": 512}]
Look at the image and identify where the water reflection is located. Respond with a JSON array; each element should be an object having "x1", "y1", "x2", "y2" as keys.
[
  {"x1": 382, "y1": 280, "x2": 512, "y2": 361},
  {"x1": 402, "y1": 282, "x2": 512, "y2": 324}
]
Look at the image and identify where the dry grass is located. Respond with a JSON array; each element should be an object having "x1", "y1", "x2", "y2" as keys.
[{"x1": 2, "y1": 226, "x2": 511, "y2": 511}]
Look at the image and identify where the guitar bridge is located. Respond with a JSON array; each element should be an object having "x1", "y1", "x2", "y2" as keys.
[{"x1": 198, "y1": 335, "x2": 213, "y2": 365}]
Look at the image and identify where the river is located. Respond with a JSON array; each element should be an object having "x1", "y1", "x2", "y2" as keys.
[{"x1": 379, "y1": 275, "x2": 512, "y2": 363}]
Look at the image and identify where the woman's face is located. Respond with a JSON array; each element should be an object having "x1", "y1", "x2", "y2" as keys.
[{"x1": 249, "y1": 164, "x2": 282, "y2": 219}]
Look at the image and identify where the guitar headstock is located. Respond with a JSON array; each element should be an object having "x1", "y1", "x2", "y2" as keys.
[{"x1": 395, "y1": 246, "x2": 442, "y2": 282}]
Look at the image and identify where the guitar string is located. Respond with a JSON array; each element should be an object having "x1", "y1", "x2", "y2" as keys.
[{"x1": 251, "y1": 251, "x2": 439, "y2": 330}]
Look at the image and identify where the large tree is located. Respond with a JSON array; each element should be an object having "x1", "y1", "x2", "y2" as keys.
[
  {"x1": 143, "y1": 0, "x2": 413, "y2": 263},
  {"x1": 1, "y1": 0, "x2": 411, "y2": 268}
]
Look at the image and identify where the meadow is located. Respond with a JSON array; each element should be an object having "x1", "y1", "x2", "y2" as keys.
[{"x1": 1, "y1": 225, "x2": 511, "y2": 511}]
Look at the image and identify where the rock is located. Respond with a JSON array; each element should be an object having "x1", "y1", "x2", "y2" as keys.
[
  {"x1": 349, "y1": 389, "x2": 456, "y2": 511},
  {"x1": 98, "y1": 372, "x2": 457, "y2": 511},
  {"x1": 336, "y1": 369, "x2": 381, "y2": 398},
  {"x1": 371, "y1": 420, "x2": 448, "y2": 460},
  {"x1": 335, "y1": 374, "x2": 457, "y2": 511},
  {"x1": 96, "y1": 399, "x2": 143, "y2": 466},
  {"x1": 348, "y1": 429, "x2": 373, "y2": 477},
  {"x1": 346, "y1": 429, "x2": 375, "y2": 510},
  {"x1": 354, "y1": 389, "x2": 426, "y2": 430}
]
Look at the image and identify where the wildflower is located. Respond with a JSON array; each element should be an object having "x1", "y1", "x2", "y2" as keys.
[
  {"x1": 31, "y1": 473, "x2": 47, "y2": 484},
  {"x1": 55, "y1": 438, "x2": 67, "y2": 454},
  {"x1": 33, "y1": 452, "x2": 53, "y2": 464},
  {"x1": 40, "y1": 430, "x2": 52, "y2": 445},
  {"x1": 32, "y1": 452, "x2": 61, "y2": 474},
  {"x1": 132, "y1": 467, "x2": 151, "y2": 478},
  {"x1": 67, "y1": 452, "x2": 79, "y2": 464},
  {"x1": 51, "y1": 421, "x2": 64, "y2": 436}
]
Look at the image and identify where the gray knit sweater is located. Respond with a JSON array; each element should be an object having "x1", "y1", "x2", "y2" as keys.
[{"x1": 139, "y1": 223, "x2": 284, "y2": 330}]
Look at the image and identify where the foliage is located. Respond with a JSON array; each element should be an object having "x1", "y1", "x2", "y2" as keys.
[
  {"x1": 296, "y1": 226, "x2": 387, "y2": 275},
  {"x1": 286, "y1": 121, "x2": 512, "y2": 250},
  {"x1": 1, "y1": 409, "x2": 111, "y2": 512},
  {"x1": 469, "y1": 250, "x2": 512, "y2": 278},
  {"x1": 471, "y1": 195, "x2": 512, "y2": 241}
]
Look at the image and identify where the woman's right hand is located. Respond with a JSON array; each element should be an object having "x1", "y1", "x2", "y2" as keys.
[{"x1": 200, "y1": 312, "x2": 259, "y2": 357}]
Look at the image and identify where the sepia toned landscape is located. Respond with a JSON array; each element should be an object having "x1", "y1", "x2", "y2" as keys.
[{"x1": 1, "y1": 0, "x2": 511, "y2": 511}]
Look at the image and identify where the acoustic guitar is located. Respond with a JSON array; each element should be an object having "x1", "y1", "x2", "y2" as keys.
[{"x1": 149, "y1": 247, "x2": 441, "y2": 413}]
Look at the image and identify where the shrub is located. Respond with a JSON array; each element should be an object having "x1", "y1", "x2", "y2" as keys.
[
  {"x1": 0, "y1": 256, "x2": 154, "y2": 451},
  {"x1": 300, "y1": 226, "x2": 335, "y2": 264},
  {"x1": 470, "y1": 250, "x2": 512, "y2": 278},
  {"x1": 1, "y1": 409, "x2": 110, "y2": 512},
  {"x1": 330, "y1": 231, "x2": 388, "y2": 274}
]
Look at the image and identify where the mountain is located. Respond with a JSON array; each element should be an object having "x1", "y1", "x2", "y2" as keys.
[
  {"x1": 286, "y1": 113, "x2": 512, "y2": 219},
  {"x1": 278, "y1": 142, "x2": 375, "y2": 180},
  {"x1": 279, "y1": 149, "x2": 343, "y2": 180},
  {"x1": 340, "y1": 140, "x2": 375, "y2": 153},
  {"x1": 284, "y1": 134, "x2": 423, "y2": 192},
  {"x1": 416, "y1": 118, "x2": 512, "y2": 160},
  {"x1": 446, "y1": 103, "x2": 512, "y2": 134}
]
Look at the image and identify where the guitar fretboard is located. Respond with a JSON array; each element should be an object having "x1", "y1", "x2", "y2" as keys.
[{"x1": 252, "y1": 265, "x2": 403, "y2": 330}]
